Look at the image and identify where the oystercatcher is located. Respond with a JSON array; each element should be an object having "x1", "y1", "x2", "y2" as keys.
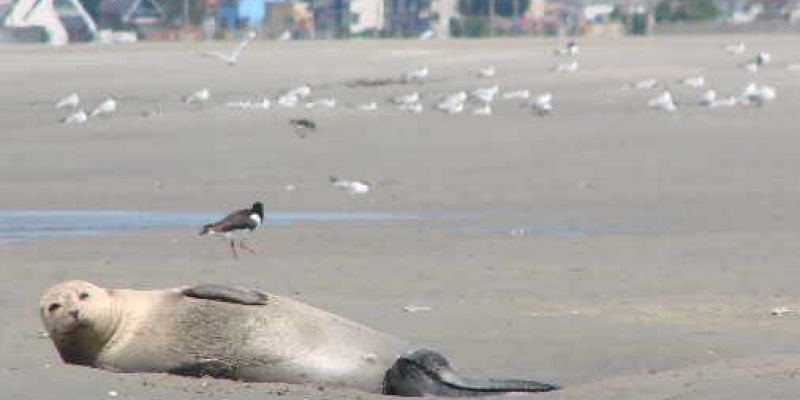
[
  {"x1": 290, "y1": 118, "x2": 316, "y2": 138},
  {"x1": 199, "y1": 202, "x2": 264, "y2": 259}
]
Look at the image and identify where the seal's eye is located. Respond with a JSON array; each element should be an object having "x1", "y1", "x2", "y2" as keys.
[
  {"x1": 78, "y1": 292, "x2": 90, "y2": 300},
  {"x1": 48, "y1": 303, "x2": 61, "y2": 313}
]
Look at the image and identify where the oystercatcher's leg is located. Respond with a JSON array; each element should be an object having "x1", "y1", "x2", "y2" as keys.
[
  {"x1": 229, "y1": 241, "x2": 238, "y2": 259},
  {"x1": 239, "y1": 241, "x2": 257, "y2": 254}
]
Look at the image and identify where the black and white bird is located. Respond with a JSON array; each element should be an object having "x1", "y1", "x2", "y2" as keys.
[
  {"x1": 289, "y1": 118, "x2": 316, "y2": 138},
  {"x1": 199, "y1": 202, "x2": 264, "y2": 259}
]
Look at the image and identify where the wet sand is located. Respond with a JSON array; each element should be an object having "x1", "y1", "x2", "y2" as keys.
[{"x1": 3, "y1": 35, "x2": 800, "y2": 399}]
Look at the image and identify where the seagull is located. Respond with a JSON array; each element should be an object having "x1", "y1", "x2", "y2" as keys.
[
  {"x1": 710, "y1": 96, "x2": 738, "y2": 108},
  {"x1": 553, "y1": 60, "x2": 579, "y2": 73},
  {"x1": 226, "y1": 98, "x2": 270, "y2": 110},
  {"x1": 698, "y1": 89, "x2": 737, "y2": 109},
  {"x1": 679, "y1": 75, "x2": 706, "y2": 88},
  {"x1": 329, "y1": 176, "x2": 371, "y2": 194},
  {"x1": 442, "y1": 91, "x2": 468, "y2": 104},
  {"x1": 471, "y1": 102, "x2": 492, "y2": 116},
  {"x1": 55, "y1": 93, "x2": 79, "y2": 109},
  {"x1": 202, "y1": 31, "x2": 256, "y2": 66},
  {"x1": 437, "y1": 99, "x2": 465, "y2": 114},
  {"x1": 528, "y1": 93, "x2": 553, "y2": 116},
  {"x1": 648, "y1": 90, "x2": 677, "y2": 112},
  {"x1": 554, "y1": 40, "x2": 579, "y2": 56},
  {"x1": 698, "y1": 89, "x2": 717, "y2": 107},
  {"x1": 289, "y1": 118, "x2": 316, "y2": 138},
  {"x1": 401, "y1": 102, "x2": 423, "y2": 113},
  {"x1": 470, "y1": 85, "x2": 499, "y2": 103},
  {"x1": 740, "y1": 83, "x2": 776, "y2": 106},
  {"x1": 277, "y1": 94, "x2": 299, "y2": 108},
  {"x1": 304, "y1": 98, "x2": 336, "y2": 109},
  {"x1": 183, "y1": 88, "x2": 210, "y2": 104},
  {"x1": 357, "y1": 102, "x2": 378, "y2": 111},
  {"x1": 286, "y1": 85, "x2": 312, "y2": 99},
  {"x1": 199, "y1": 202, "x2": 264, "y2": 259},
  {"x1": 403, "y1": 66, "x2": 429, "y2": 83},
  {"x1": 724, "y1": 42, "x2": 746, "y2": 55},
  {"x1": 471, "y1": 66, "x2": 496, "y2": 78},
  {"x1": 59, "y1": 109, "x2": 88, "y2": 125},
  {"x1": 624, "y1": 78, "x2": 659, "y2": 90},
  {"x1": 502, "y1": 89, "x2": 531, "y2": 100},
  {"x1": 391, "y1": 92, "x2": 420, "y2": 105},
  {"x1": 89, "y1": 97, "x2": 117, "y2": 117}
]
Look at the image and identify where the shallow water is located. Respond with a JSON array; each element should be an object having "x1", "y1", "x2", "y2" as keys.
[
  {"x1": 0, "y1": 209, "x2": 629, "y2": 244},
  {"x1": 0, "y1": 210, "x2": 418, "y2": 244}
]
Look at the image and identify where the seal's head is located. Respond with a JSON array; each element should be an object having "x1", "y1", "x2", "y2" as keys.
[{"x1": 39, "y1": 280, "x2": 118, "y2": 365}]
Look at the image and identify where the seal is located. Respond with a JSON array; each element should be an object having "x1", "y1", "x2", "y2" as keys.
[{"x1": 40, "y1": 280, "x2": 558, "y2": 396}]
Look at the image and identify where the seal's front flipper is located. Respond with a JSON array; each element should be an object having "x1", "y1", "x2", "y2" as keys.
[
  {"x1": 182, "y1": 284, "x2": 268, "y2": 305},
  {"x1": 383, "y1": 349, "x2": 559, "y2": 397}
]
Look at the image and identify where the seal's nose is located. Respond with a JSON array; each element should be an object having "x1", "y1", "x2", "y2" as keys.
[{"x1": 68, "y1": 309, "x2": 79, "y2": 319}]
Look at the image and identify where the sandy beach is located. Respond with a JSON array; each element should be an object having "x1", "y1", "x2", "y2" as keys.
[{"x1": 3, "y1": 35, "x2": 800, "y2": 399}]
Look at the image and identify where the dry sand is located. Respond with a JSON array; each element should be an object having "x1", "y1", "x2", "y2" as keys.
[{"x1": 3, "y1": 35, "x2": 800, "y2": 399}]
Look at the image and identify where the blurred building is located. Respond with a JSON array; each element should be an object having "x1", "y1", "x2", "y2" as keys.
[
  {"x1": 263, "y1": 0, "x2": 313, "y2": 38},
  {"x1": 350, "y1": 0, "x2": 384, "y2": 34}
]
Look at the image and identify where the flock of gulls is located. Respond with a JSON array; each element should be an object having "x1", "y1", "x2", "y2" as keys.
[
  {"x1": 53, "y1": 36, "x2": 795, "y2": 131},
  {"x1": 44, "y1": 37, "x2": 799, "y2": 257}
]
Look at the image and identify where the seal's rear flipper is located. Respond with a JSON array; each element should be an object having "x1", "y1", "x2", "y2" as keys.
[
  {"x1": 182, "y1": 284, "x2": 268, "y2": 305},
  {"x1": 383, "y1": 349, "x2": 559, "y2": 397}
]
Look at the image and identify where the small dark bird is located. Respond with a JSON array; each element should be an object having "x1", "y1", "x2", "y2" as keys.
[
  {"x1": 199, "y1": 202, "x2": 264, "y2": 259},
  {"x1": 289, "y1": 118, "x2": 316, "y2": 138}
]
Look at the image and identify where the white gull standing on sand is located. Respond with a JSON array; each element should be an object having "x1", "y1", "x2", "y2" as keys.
[
  {"x1": 60, "y1": 109, "x2": 88, "y2": 125},
  {"x1": 679, "y1": 75, "x2": 706, "y2": 88},
  {"x1": 470, "y1": 85, "x2": 499, "y2": 103},
  {"x1": 329, "y1": 176, "x2": 371, "y2": 194},
  {"x1": 277, "y1": 93, "x2": 299, "y2": 107},
  {"x1": 89, "y1": 97, "x2": 117, "y2": 117},
  {"x1": 528, "y1": 93, "x2": 553, "y2": 116},
  {"x1": 304, "y1": 98, "x2": 337, "y2": 109},
  {"x1": 286, "y1": 85, "x2": 312, "y2": 99},
  {"x1": 392, "y1": 92, "x2": 420, "y2": 106},
  {"x1": 357, "y1": 102, "x2": 378, "y2": 111},
  {"x1": 226, "y1": 98, "x2": 270, "y2": 110},
  {"x1": 648, "y1": 90, "x2": 677, "y2": 112},
  {"x1": 401, "y1": 102, "x2": 423, "y2": 113},
  {"x1": 553, "y1": 60, "x2": 579, "y2": 73},
  {"x1": 698, "y1": 89, "x2": 737, "y2": 108},
  {"x1": 698, "y1": 89, "x2": 717, "y2": 107},
  {"x1": 183, "y1": 88, "x2": 210, "y2": 104},
  {"x1": 437, "y1": 97, "x2": 465, "y2": 115},
  {"x1": 740, "y1": 83, "x2": 776, "y2": 106},
  {"x1": 55, "y1": 93, "x2": 79, "y2": 109}
]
